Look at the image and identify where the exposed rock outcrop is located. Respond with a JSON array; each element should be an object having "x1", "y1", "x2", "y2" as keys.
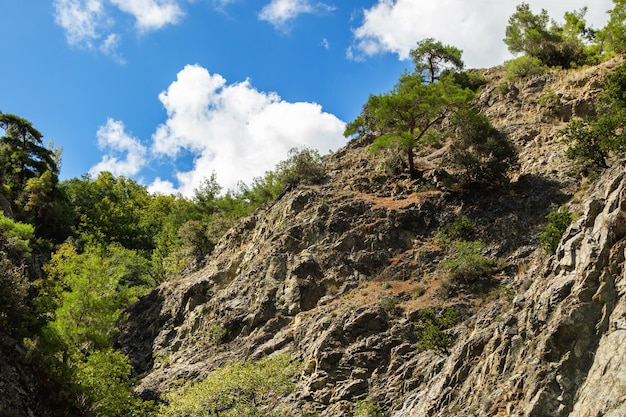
[{"x1": 118, "y1": 57, "x2": 626, "y2": 416}]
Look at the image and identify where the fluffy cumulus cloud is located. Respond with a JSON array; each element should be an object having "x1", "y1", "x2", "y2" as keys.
[
  {"x1": 259, "y1": 0, "x2": 335, "y2": 30},
  {"x1": 349, "y1": 0, "x2": 613, "y2": 68},
  {"x1": 148, "y1": 64, "x2": 346, "y2": 196},
  {"x1": 90, "y1": 118, "x2": 148, "y2": 177}
]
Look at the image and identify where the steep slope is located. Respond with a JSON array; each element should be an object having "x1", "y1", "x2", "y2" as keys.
[{"x1": 118, "y1": 57, "x2": 625, "y2": 416}]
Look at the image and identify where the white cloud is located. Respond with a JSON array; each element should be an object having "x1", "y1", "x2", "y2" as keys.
[
  {"x1": 147, "y1": 177, "x2": 179, "y2": 195},
  {"x1": 99, "y1": 33, "x2": 126, "y2": 63},
  {"x1": 149, "y1": 64, "x2": 346, "y2": 197},
  {"x1": 90, "y1": 118, "x2": 148, "y2": 177},
  {"x1": 349, "y1": 0, "x2": 613, "y2": 69},
  {"x1": 54, "y1": 0, "x2": 189, "y2": 61},
  {"x1": 259, "y1": 0, "x2": 335, "y2": 30},
  {"x1": 53, "y1": 0, "x2": 107, "y2": 48},
  {"x1": 108, "y1": 0, "x2": 184, "y2": 31}
]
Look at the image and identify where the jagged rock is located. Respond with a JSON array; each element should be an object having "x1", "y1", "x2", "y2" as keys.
[{"x1": 116, "y1": 57, "x2": 626, "y2": 417}]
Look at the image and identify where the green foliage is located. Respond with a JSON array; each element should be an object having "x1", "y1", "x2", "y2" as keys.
[
  {"x1": 415, "y1": 307, "x2": 459, "y2": 354},
  {"x1": 448, "y1": 110, "x2": 518, "y2": 186},
  {"x1": 345, "y1": 38, "x2": 474, "y2": 177},
  {"x1": 205, "y1": 322, "x2": 228, "y2": 345},
  {"x1": 445, "y1": 70, "x2": 487, "y2": 92},
  {"x1": 60, "y1": 172, "x2": 154, "y2": 251},
  {"x1": 597, "y1": 0, "x2": 626, "y2": 55},
  {"x1": 539, "y1": 89, "x2": 562, "y2": 118},
  {"x1": 0, "y1": 251, "x2": 29, "y2": 334},
  {"x1": 353, "y1": 399, "x2": 384, "y2": 417},
  {"x1": 410, "y1": 38, "x2": 464, "y2": 84},
  {"x1": 74, "y1": 349, "x2": 151, "y2": 417},
  {"x1": 274, "y1": 146, "x2": 326, "y2": 189},
  {"x1": 0, "y1": 114, "x2": 67, "y2": 241},
  {"x1": 504, "y1": 3, "x2": 595, "y2": 68},
  {"x1": 362, "y1": 71, "x2": 473, "y2": 176},
  {"x1": 0, "y1": 211, "x2": 34, "y2": 254},
  {"x1": 561, "y1": 62, "x2": 626, "y2": 172},
  {"x1": 28, "y1": 242, "x2": 154, "y2": 415},
  {"x1": 504, "y1": 56, "x2": 546, "y2": 79},
  {"x1": 540, "y1": 204, "x2": 574, "y2": 254},
  {"x1": 496, "y1": 83, "x2": 511, "y2": 96},
  {"x1": 442, "y1": 240, "x2": 494, "y2": 284},
  {"x1": 158, "y1": 354, "x2": 298, "y2": 417},
  {"x1": 434, "y1": 215, "x2": 475, "y2": 246}
]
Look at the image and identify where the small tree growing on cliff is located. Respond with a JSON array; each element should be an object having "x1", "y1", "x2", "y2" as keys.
[
  {"x1": 345, "y1": 39, "x2": 474, "y2": 177},
  {"x1": 447, "y1": 109, "x2": 519, "y2": 186},
  {"x1": 410, "y1": 38, "x2": 464, "y2": 84},
  {"x1": 504, "y1": 3, "x2": 596, "y2": 68}
]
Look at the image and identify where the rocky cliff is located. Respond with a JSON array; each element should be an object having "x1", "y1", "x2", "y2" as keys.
[{"x1": 118, "y1": 57, "x2": 626, "y2": 416}]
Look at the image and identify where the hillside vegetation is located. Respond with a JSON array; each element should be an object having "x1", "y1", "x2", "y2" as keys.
[{"x1": 3, "y1": 2, "x2": 626, "y2": 416}]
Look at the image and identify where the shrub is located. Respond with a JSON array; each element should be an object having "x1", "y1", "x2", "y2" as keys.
[
  {"x1": 353, "y1": 399, "x2": 384, "y2": 417},
  {"x1": 504, "y1": 56, "x2": 546, "y2": 79},
  {"x1": 415, "y1": 307, "x2": 459, "y2": 354},
  {"x1": 540, "y1": 204, "x2": 574, "y2": 254},
  {"x1": 275, "y1": 147, "x2": 325, "y2": 189},
  {"x1": 496, "y1": 83, "x2": 511, "y2": 96},
  {"x1": 443, "y1": 240, "x2": 494, "y2": 284},
  {"x1": 539, "y1": 89, "x2": 561, "y2": 118},
  {"x1": 448, "y1": 110, "x2": 518, "y2": 187},
  {"x1": 0, "y1": 212, "x2": 34, "y2": 254},
  {"x1": 434, "y1": 215, "x2": 475, "y2": 246},
  {"x1": 159, "y1": 354, "x2": 298, "y2": 417}
]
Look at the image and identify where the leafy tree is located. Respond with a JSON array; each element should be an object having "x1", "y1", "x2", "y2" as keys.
[
  {"x1": 0, "y1": 113, "x2": 67, "y2": 240},
  {"x1": 597, "y1": 0, "x2": 626, "y2": 55},
  {"x1": 504, "y1": 3, "x2": 553, "y2": 57},
  {"x1": 410, "y1": 38, "x2": 464, "y2": 84},
  {"x1": 0, "y1": 113, "x2": 59, "y2": 195},
  {"x1": 353, "y1": 72, "x2": 473, "y2": 176},
  {"x1": 562, "y1": 61, "x2": 626, "y2": 170},
  {"x1": 346, "y1": 39, "x2": 474, "y2": 177},
  {"x1": 0, "y1": 213, "x2": 35, "y2": 334},
  {"x1": 74, "y1": 349, "x2": 149, "y2": 417},
  {"x1": 29, "y1": 242, "x2": 152, "y2": 415},
  {"x1": 448, "y1": 110, "x2": 518, "y2": 186},
  {"x1": 415, "y1": 307, "x2": 459, "y2": 355},
  {"x1": 159, "y1": 354, "x2": 298, "y2": 417},
  {"x1": 504, "y1": 3, "x2": 595, "y2": 68},
  {"x1": 61, "y1": 172, "x2": 154, "y2": 250}
]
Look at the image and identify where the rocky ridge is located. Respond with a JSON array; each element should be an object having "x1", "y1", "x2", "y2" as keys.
[{"x1": 118, "y1": 57, "x2": 626, "y2": 416}]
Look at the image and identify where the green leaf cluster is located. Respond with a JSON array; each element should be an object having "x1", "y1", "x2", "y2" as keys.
[
  {"x1": 561, "y1": 61, "x2": 626, "y2": 172},
  {"x1": 442, "y1": 240, "x2": 494, "y2": 284},
  {"x1": 448, "y1": 110, "x2": 518, "y2": 186},
  {"x1": 414, "y1": 307, "x2": 459, "y2": 355},
  {"x1": 504, "y1": 3, "x2": 597, "y2": 68},
  {"x1": 539, "y1": 204, "x2": 574, "y2": 255},
  {"x1": 353, "y1": 399, "x2": 384, "y2": 417},
  {"x1": 158, "y1": 354, "x2": 298, "y2": 417}
]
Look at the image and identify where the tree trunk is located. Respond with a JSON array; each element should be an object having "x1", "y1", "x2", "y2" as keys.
[{"x1": 407, "y1": 146, "x2": 416, "y2": 177}]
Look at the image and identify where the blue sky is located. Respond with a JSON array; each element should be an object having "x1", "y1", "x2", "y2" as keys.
[{"x1": 1, "y1": 0, "x2": 613, "y2": 196}]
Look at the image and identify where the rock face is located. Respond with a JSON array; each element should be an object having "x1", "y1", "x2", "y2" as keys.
[
  {"x1": 396, "y1": 163, "x2": 626, "y2": 417},
  {"x1": 0, "y1": 334, "x2": 55, "y2": 417},
  {"x1": 118, "y1": 57, "x2": 626, "y2": 416}
]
